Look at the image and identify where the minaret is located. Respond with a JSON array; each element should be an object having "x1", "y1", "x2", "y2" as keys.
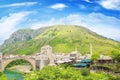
[
  {"x1": 90, "y1": 43, "x2": 92, "y2": 58},
  {"x1": 75, "y1": 47, "x2": 78, "y2": 52}
]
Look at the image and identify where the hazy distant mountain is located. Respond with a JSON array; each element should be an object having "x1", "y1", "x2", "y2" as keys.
[
  {"x1": 1, "y1": 28, "x2": 48, "y2": 48},
  {"x1": 0, "y1": 25, "x2": 120, "y2": 57}
]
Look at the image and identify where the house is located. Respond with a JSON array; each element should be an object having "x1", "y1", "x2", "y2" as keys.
[{"x1": 97, "y1": 55, "x2": 113, "y2": 64}]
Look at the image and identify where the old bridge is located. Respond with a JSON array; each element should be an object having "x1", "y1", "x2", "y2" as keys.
[{"x1": 0, "y1": 45, "x2": 55, "y2": 72}]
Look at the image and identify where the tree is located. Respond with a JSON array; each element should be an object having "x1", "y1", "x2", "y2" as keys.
[
  {"x1": 0, "y1": 72, "x2": 7, "y2": 80},
  {"x1": 112, "y1": 50, "x2": 120, "y2": 63}
]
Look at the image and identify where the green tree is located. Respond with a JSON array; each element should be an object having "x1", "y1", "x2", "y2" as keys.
[
  {"x1": 91, "y1": 53, "x2": 99, "y2": 61},
  {"x1": 0, "y1": 72, "x2": 7, "y2": 80},
  {"x1": 24, "y1": 65, "x2": 119, "y2": 80},
  {"x1": 112, "y1": 50, "x2": 120, "y2": 63}
]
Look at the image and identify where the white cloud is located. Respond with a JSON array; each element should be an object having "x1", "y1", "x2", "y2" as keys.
[
  {"x1": 0, "y1": 12, "x2": 31, "y2": 44},
  {"x1": 30, "y1": 13, "x2": 120, "y2": 41},
  {"x1": 98, "y1": 0, "x2": 120, "y2": 10},
  {"x1": 83, "y1": 0, "x2": 93, "y2": 3},
  {"x1": 90, "y1": 27, "x2": 120, "y2": 40},
  {"x1": 49, "y1": 3, "x2": 67, "y2": 10},
  {"x1": 93, "y1": 6, "x2": 100, "y2": 11},
  {"x1": 30, "y1": 14, "x2": 83, "y2": 29},
  {"x1": 0, "y1": 2, "x2": 37, "y2": 8},
  {"x1": 30, "y1": 18, "x2": 57, "y2": 29},
  {"x1": 79, "y1": 5, "x2": 86, "y2": 9}
]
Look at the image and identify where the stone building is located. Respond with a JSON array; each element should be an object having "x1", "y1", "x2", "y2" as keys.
[
  {"x1": 35, "y1": 45, "x2": 55, "y2": 69},
  {"x1": 97, "y1": 55, "x2": 113, "y2": 64}
]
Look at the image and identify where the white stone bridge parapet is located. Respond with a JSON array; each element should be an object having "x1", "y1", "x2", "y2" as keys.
[{"x1": 0, "y1": 45, "x2": 56, "y2": 72}]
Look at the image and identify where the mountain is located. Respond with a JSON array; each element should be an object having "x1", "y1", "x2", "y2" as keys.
[
  {"x1": 1, "y1": 27, "x2": 48, "y2": 48},
  {"x1": 0, "y1": 25, "x2": 120, "y2": 57}
]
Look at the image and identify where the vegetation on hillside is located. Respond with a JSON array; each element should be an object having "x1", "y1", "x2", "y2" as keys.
[{"x1": 1, "y1": 25, "x2": 120, "y2": 58}]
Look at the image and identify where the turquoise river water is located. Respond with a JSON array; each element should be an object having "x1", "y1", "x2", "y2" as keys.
[{"x1": 4, "y1": 69, "x2": 23, "y2": 80}]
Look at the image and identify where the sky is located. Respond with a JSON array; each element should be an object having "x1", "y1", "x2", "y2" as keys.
[{"x1": 0, "y1": 0, "x2": 120, "y2": 44}]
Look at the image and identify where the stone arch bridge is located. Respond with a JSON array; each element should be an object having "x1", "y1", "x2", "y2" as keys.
[{"x1": 0, "y1": 45, "x2": 56, "y2": 72}]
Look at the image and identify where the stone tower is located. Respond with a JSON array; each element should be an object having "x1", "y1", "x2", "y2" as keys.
[
  {"x1": 41, "y1": 45, "x2": 52, "y2": 55},
  {"x1": 41, "y1": 45, "x2": 55, "y2": 65},
  {"x1": 35, "y1": 45, "x2": 55, "y2": 70}
]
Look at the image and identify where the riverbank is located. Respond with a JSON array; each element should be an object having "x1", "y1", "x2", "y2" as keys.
[{"x1": 8, "y1": 65, "x2": 31, "y2": 73}]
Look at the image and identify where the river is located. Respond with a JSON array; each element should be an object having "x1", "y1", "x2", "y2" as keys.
[
  {"x1": 3, "y1": 65, "x2": 31, "y2": 80},
  {"x1": 4, "y1": 69, "x2": 24, "y2": 80}
]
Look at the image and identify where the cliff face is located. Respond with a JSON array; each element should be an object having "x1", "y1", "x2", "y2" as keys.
[
  {"x1": 4, "y1": 29, "x2": 34, "y2": 46},
  {"x1": 1, "y1": 27, "x2": 48, "y2": 48}
]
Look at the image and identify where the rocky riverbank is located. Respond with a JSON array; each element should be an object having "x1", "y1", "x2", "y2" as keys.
[{"x1": 8, "y1": 65, "x2": 31, "y2": 73}]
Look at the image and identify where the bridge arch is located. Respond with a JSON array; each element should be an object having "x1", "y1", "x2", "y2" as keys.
[{"x1": 2, "y1": 58, "x2": 36, "y2": 72}]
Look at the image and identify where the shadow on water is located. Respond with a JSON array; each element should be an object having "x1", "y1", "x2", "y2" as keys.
[{"x1": 4, "y1": 69, "x2": 23, "y2": 80}]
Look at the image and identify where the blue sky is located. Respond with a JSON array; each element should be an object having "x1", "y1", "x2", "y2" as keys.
[{"x1": 0, "y1": 0, "x2": 120, "y2": 44}]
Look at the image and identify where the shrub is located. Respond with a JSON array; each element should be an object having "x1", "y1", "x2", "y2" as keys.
[{"x1": 80, "y1": 68, "x2": 90, "y2": 76}]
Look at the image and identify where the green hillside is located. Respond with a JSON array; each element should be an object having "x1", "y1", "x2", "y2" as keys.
[{"x1": 1, "y1": 25, "x2": 120, "y2": 57}]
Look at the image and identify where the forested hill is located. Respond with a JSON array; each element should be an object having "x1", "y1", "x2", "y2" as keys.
[{"x1": 0, "y1": 25, "x2": 120, "y2": 57}]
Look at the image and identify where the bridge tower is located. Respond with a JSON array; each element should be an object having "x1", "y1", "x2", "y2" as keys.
[
  {"x1": 41, "y1": 45, "x2": 55, "y2": 65},
  {"x1": 35, "y1": 45, "x2": 55, "y2": 69},
  {"x1": 0, "y1": 53, "x2": 2, "y2": 70}
]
